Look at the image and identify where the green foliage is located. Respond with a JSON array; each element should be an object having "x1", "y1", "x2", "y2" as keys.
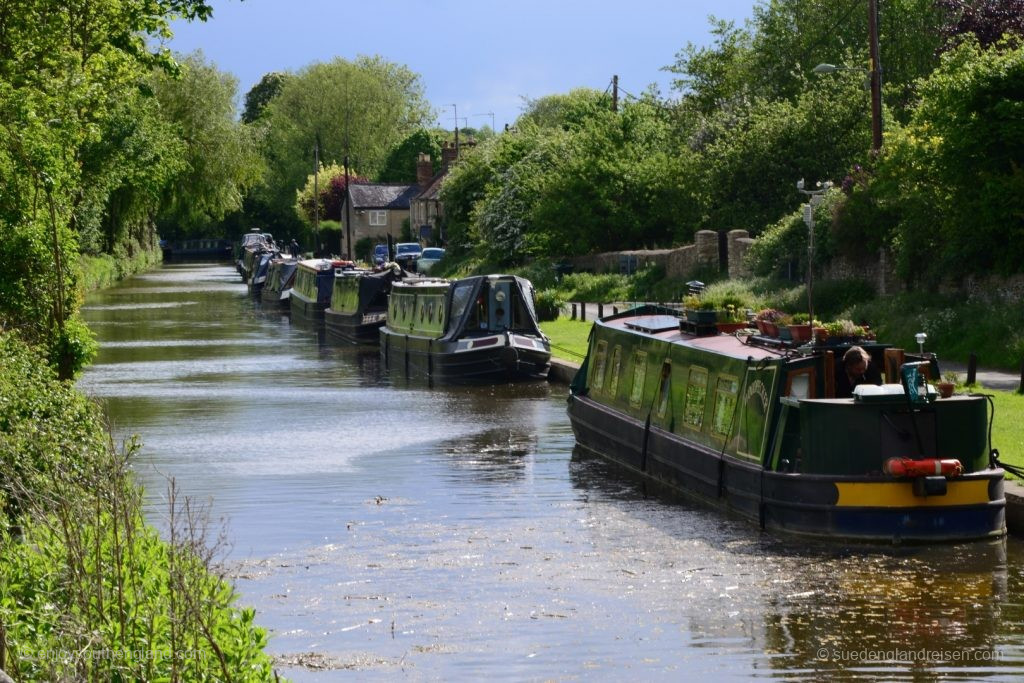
[
  {"x1": 294, "y1": 162, "x2": 368, "y2": 225},
  {"x1": 242, "y1": 71, "x2": 290, "y2": 124},
  {"x1": 377, "y1": 128, "x2": 446, "y2": 182},
  {"x1": 518, "y1": 88, "x2": 613, "y2": 130},
  {"x1": 0, "y1": 331, "x2": 276, "y2": 680},
  {"x1": 258, "y1": 56, "x2": 431, "y2": 233},
  {"x1": 696, "y1": 79, "x2": 871, "y2": 233},
  {"x1": 151, "y1": 51, "x2": 263, "y2": 239},
  {"x1": 557, "y1": 272, "x2": 632, "y2": 303},
  {"x1": 851, "y1": 290, "x2": 1024, "y2": 369},
  {"x1": 747, "y1": 188, "x2": 841, "y2": 277},
  {"x1": 534, "y1": 288, "x2": 565, "y2": 321},
  {"x1": 836, "y1": 39, "x2": 1024, "y2": 283}
]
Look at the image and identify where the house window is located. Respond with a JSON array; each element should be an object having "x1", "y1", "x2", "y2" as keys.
[{"x1": 369, "y1": 210, "x2": 387, "y2": 226}]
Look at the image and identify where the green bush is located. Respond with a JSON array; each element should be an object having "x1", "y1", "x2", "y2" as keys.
[
  {"x1": 534, "y1": 288, "x2": 564, "y2": 321},
  {"x1": 0, "y1": 333, "x2": 276, "y2": 681}
]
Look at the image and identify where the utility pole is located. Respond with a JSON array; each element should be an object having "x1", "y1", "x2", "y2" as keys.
[
  {"x1": 612, "y1": 74, "x2": 618, "y2": 112},
  {"x1": 344, "y1": 80, "x2": 353, "y2": 260},
  {"x1": 313, "y1": 138, "x2": 320, "y2": 254},
  {"x1": 450, "y1": 103, "x2": 459, "y2": 159},
  {"x1": 344, "y1": 154, "x2": 352, "y2": 261},
  {"x1": 868, "y1": 0, "x2": 883, "y2": 153}
]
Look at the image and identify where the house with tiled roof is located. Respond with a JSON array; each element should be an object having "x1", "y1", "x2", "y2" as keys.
[
  {"x1": 342, "y1": 141, "x2": 463, "y2": 249},
  {"x1": 342, "y1": 182, "x2": 421, "y2": 246}
]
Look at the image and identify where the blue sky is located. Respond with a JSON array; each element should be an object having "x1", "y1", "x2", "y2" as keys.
[{"x1": 168, "y1": 0, "x2": 755, "y2": 130}]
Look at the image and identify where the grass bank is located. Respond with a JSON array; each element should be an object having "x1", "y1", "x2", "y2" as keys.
[
  {"x1": 539, "y1": 316, "x2": 592, "y2": 363},
  {"x1": 79, "y1": 241, "x2": 163, "y2": 292},
  {"x1": 0, "y1": 332, "x2": 277, "y2": 680}
]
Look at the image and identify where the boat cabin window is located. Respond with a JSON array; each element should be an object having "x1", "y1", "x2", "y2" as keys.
[
  {"x1": 608, "y1": 346, "x2": 622, "y2": 397},
  {"x1": 592, "y1": 341, "x2": 608, "y2": 392},
  {"x1": 656, "y1": 361, "x2": 672, "y2": 418},
  {"x1": 447, "y1": 281, "x2": 475, "y2": 334},
  {"x1": 711, "y1": 376, "x2": 740, "y2": 438},
  {"x1": 785, "y1": 367, "x2": 815, "y2": 399},
  {"x1": 683, "y1": 366, "x2": 709, "y2": 430},
  {"x1": 629, "y1": 351, "x2": 648, "y2": 408}
]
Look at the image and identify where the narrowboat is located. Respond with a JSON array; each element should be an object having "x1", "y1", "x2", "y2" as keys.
[
  {"x1": 260, "y1": 257, "x2": 298, "y2": 308},
  {"x1": 325, "y1": 265, "x2": 403, "y2": 344},
  {"x1": 235, "y1": 230, "x2": 276, "y2": 283},
  {"x1": 248, "y1": 250, "x2": 276, "y2": 296},
  {"x1": 380, "y1": 274, "x2": 551, "y2": 383},
  {"x1": 567, "y1": 305, "x2": 1005, "y2": 543},
  {"x1": 290, "y1": 258, "x2": 353, "y2": 320}
]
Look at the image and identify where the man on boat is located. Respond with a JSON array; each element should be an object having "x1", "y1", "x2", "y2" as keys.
[{"x1": 836, "y1": 345, "x2": 883, "y2": 398}]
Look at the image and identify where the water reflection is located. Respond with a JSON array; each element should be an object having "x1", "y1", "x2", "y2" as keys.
[
  {"x1": 79, "y1": 263, "x2": 1024, "y2": 681},
  {"x1": 569, "y1": 448, "x2": 1024, "y2": 679}
]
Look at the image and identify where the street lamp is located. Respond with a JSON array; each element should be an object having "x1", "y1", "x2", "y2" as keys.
[
  {"x1": 812, "y1": 0, "x2": 883, "y2": 152},
  {"x1": 797, "y1": 179, "x2": 833, "y2": 329}
]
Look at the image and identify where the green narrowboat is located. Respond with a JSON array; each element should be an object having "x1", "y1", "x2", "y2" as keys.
[
  {"x1": 567, "y1": 305, "x2": 1005, "y2": 543},
  {"x1": 260, "y1": 257, "x2": 298, "y2": 308},
  {"x1": 290, "y1": 258, "x2": 352, "y2": 320},
  {"x1": 380, "y1": 275, "x2": 551, "y2": 383},
  {"x1": 325, "y1": 266, "x2": 403, "y2": 344}
]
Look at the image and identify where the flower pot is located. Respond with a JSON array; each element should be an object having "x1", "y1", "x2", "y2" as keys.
[
  {"x1": 813, "y1": 327, "x2": 827, "y2": 344},
  {"x1": 787, "y1": 324, "x2": 812, "y2": 342},
  {"x1": 688, "y1": 310, "x2": 718, "y2": 325},
  {"x1": 937, "y1": 381, "x2": 955, "y2": 399}
]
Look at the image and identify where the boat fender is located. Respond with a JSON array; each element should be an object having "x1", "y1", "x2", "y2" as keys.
[{"x1": 882, "y1": 457, "x2": 963, "y2": 478}]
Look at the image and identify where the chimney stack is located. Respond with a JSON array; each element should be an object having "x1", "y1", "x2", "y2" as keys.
[
  {"x1": 441, "y1": 142, "x2": 459, "y2": 171},
  {"x1": 416, "y1": 153, "x2": 433, "y2": 188}
]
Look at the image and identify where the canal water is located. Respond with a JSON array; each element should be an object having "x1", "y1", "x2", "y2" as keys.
[{"x1": 79, "y1": 263, "x2": 1024, "y2": 681}]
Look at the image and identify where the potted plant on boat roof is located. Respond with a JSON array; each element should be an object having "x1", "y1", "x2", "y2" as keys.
[
  {"x1": 755, "y1": 308, "x2": 783, "y2": 337},
  {"x1": 822, "y1": 319, "x2": 866, "y2": 345},
  {"x1": 716, "y1": 304, "x2": 750, "y2": 334},
  {"x1": 687, "y1": 299, "x2": 719, "y2": 325},
  {"x1": 936, "y1": 371, "x2": 959, "y2": 399},
  {"x1": 786, "y1": 312, "x2": 813, "y2": 343}
]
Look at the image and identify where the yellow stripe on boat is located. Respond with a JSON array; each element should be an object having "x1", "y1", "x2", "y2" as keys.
[{"x1": 835, "y1": 479, "x2": 991, "y2": 507}]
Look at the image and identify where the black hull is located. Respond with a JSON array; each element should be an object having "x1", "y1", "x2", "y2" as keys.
[
  {"x1": 260, "y1": 288, "x2": 290, "y2": 308},
  {"x1": 568, "y1": 394, "x2": 1004, "y2": 543},
  {"x1": 290, "y1": 293, "x2": 328, "y2": 320},
  {"x1": 325, "y1": 310, "x2": 384, "y2": 345},
  {"x1": 381, "y1": 330, "x2": 550, "y2": 383}
]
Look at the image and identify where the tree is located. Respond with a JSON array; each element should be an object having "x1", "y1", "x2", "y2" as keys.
[
  {"x1": 377, "y1": 128, "x2": 446, "y2": 183},
  {"x1": 936, "y1": 0, "x2": 1024, "y2": 49},
  {"x1": 151, "y1": 51, "x2": 263, "y2": 238},
  {"x1": 242, "y1": 71, "x2": 290, "y2": 124},
  {"x1": 258, "y1": 56, "x2": 431, "y2": 232},
  {"x1": 294, "y1": 163, "x2": 368, "y2": 225},
  {"x1": 0, "y1": 0, "x2": 214, "y2": 376}
]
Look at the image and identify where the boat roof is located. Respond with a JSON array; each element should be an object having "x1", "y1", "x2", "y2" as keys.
[
  {"x1": 599, "y1": 310, "x2": 786, "y2": 362},
  {"x1": 297, "y1": 258, "x2": 350, "y2": 272},
  {"x1": 393, "y1": 277, "x2": 450, "y2": 289}
]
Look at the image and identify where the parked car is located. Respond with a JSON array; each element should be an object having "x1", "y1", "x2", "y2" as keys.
[
  {"x1": 394, "y1": 242, "x2": 422, "y2": 271},
  {"x1": 418, "y1": 247, "x2": 446, "y2": 273},
  {"x1": 373, "y1": 243, "x2": 389, "y2": 263}
]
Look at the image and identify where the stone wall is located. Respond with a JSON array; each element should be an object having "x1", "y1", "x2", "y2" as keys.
[
  {"x1": 569, "y1": 230, "x2": 719, "y2": 278},
  {"x1": 727, "y1": 230, "x2": 755, "y2": 279}
]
